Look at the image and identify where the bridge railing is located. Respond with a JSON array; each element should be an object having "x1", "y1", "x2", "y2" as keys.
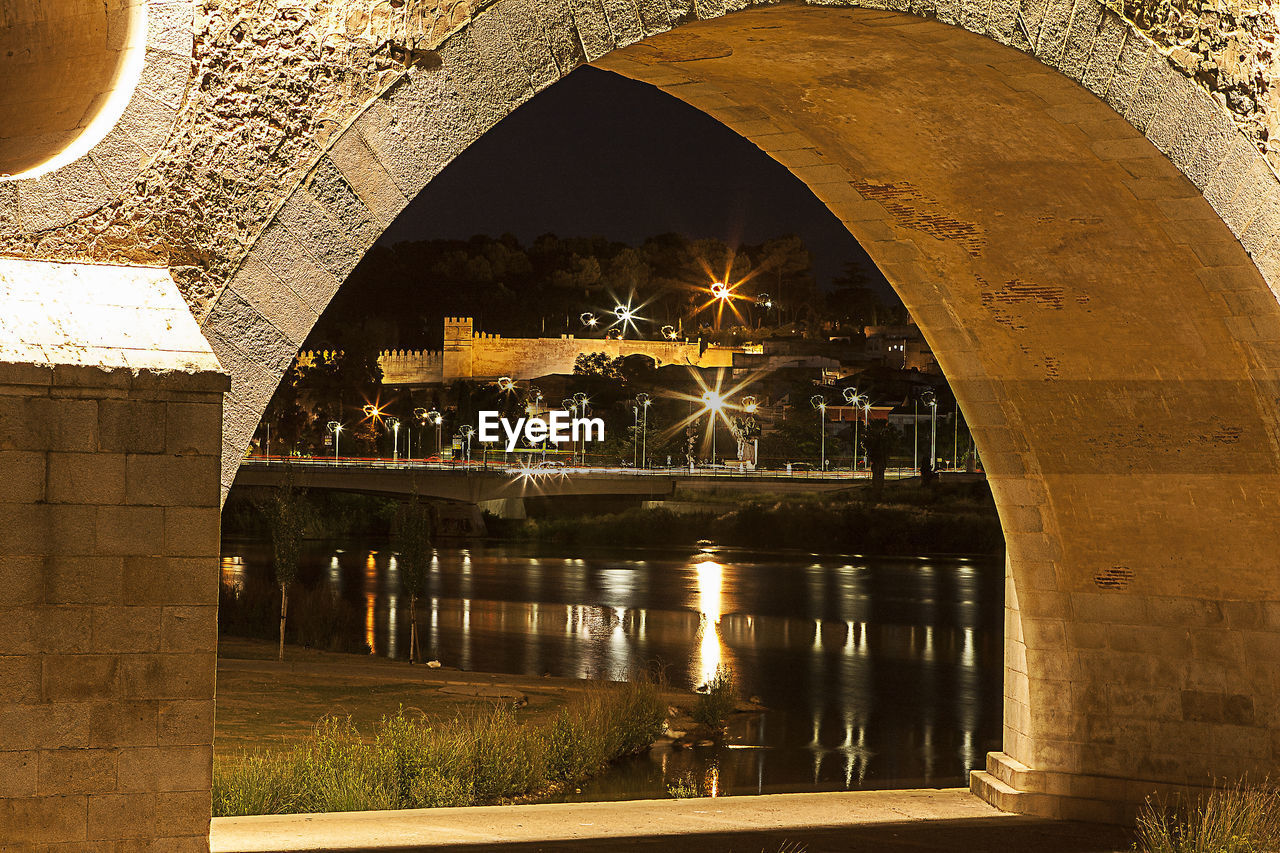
[{"x1": 240, "y1": 455, "x2": 936, "y2": 482}]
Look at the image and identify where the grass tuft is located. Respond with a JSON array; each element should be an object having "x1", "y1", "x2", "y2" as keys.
[
  {"x1": 213, "y1": 678, "x2": 666, "y2": 816},
  {"x1": 1134, "y1": 780, "x2": 1280, "y2": 853}
]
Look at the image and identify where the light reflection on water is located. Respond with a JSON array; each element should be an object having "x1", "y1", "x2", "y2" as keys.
[{"x1": 220, "y1": 539, "x2": 1002, "y2": 799}]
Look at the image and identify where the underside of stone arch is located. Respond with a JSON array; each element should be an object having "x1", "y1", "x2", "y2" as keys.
[{"x1": 199, "y1": 1, "x2": 1280, "y2": 822}]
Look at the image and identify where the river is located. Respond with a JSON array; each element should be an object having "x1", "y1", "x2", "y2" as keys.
[{"x1": 219, "y1": 539, "x2": 1003, "y2": 799}]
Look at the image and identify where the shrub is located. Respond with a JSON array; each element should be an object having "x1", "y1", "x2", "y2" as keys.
[
  {"x1": 1134, "y1": 781, "x2": 1280, "y2": 853},
  {"x1": 692, "y1": 667, "x2": 737, "y2": 732}
]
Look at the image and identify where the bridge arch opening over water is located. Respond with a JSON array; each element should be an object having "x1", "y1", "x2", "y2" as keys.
[{"x1": 199, "y1": 0, "x2": 1280, "y2": 822}]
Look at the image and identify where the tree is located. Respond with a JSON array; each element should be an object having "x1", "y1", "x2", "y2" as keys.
[
  {"x1": 863, "y1": 421, "x2": 900, "y2": 501},
  {"x1": 255, "y1": 467, "x2": 306, "y2": 660},
  {"x1": 394, "y1": 495, "x2": 435, "y2": 664}
]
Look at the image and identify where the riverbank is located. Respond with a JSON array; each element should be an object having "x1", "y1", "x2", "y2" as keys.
[
  {"x1": 223, "y1": 478, "x2": 1002, "y2": 557},
  {"x1": 506, "y1": 480, "x2": 1002, "y2": 555},
  {"x1": 214, "y1": 638, "x2": 717, "y2": 816},
  {"x1": 215, "y1": 638, "x2": 699, "y2": 759}
]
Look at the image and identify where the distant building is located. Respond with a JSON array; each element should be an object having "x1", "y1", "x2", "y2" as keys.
[
  {"x1": 864, "y1": 319, "x2": 938, "y2": 374},
  {"x1": 301, "y1": 317, "x2": 745, "y2": 388}
]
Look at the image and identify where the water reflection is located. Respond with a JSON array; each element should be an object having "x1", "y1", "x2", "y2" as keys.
[
  {"x1": 219, "y1": 539, "x2": 1003, "y2": 798},
  {"x1": 694, "y1": 558, "x2": 723, "y2": 688}
]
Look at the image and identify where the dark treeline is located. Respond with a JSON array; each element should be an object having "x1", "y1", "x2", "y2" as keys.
[{"x1": 308, "y1": 232, "x2": 903, "y2": 352}]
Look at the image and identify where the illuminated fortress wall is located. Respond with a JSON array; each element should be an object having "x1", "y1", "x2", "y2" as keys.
[{"x1": 374, "y1": 317, "x2": 740, "y2": 385}]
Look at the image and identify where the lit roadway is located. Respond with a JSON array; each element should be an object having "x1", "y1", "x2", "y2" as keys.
[{"x1": 231, "y1": 457, "x2": 902, "y2": 503}]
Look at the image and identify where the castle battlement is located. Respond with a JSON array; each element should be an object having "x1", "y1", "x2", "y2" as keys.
[{"x1": 373, "y1": 317, "x2": 741, "y2": 386}]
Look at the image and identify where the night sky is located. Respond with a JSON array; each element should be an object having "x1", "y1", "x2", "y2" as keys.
[{"x1": 379, "y1": 65, "x2": 884, "y2": 292}]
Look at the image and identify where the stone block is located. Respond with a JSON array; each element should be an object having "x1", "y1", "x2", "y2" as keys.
[
  {"x1": 87, "y1": 792, "x2": 158, "y2": 840},
  {"x1": 158, "y1": 699, "x2": 215, "y2": 746},
  {"x1": 0, "y1": 395, "x2": 99, "y2": 452},
  {"x1": 163, "y1": 401, "x2": 222, "y2": 457},
  {"x1": 0, "y1": 794, "x2": 88, "y2": 844},
  {"x1": 89, "y1": 699, "x2": 159, "y2": 748},
  {"x1": 91, "y1": 606, "x2": 164, "y2": 654},
  {"x1": 1079, "y1": 11, "x2": 1125, "y2": 96},
  {"x1": 116, "y1": 745, "x2": 212, "y2": 793},
  {"x1": 0, "y1": 702, "x2": 91, "y2": 750},
  {"x1": 122, "y1": 557, "x2": 219, "y2": 607},
  {"x1": 98, "y1": 399, "x2": 166, "y2": 454},
  {"x1": 0, "y1": 655, "x2": 41, "y2": 703},
  {"x1": 0, "y1": 749, "x2": 37, "y2": 797},
  {"x1": 163, "y1": 507, "x2": 221, "y2": 557},
  {"x1": 155, "y1": 790, "x2": 212, "y2": 837},
  {"x1": 48, "y1": 452, "x2": 127, "y2": 505},
  {"x1": 0, "y1": 451, "x2": 44, "y2": 506},
  {"x1": 125, "y1": 453, "x2": 220, "y2": 508},
  {"x1": 95, "y1": 506, "x2": 165, "y2": 557},
  {"x1": 43, "y1": 556, "x2": 124, "y2": 606},
  {"x1": 160, "y1": 606, "x2": 217, "y2": 654},
  {"x1": 37, "y1": 747, "x2": 118, "y2": 795},
  {"x1": 32, "y1": 604, "x2": 94, "y2": 655},
  {"x1": 42, "y1": 654, "x2": 121, "y2": 702}
]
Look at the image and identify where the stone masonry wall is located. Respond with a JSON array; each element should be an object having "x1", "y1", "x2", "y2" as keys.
[
  {"x1": 4, "y1": 0, "x2": 1280, "y2": 324},
  {"x1": 0, "y1": 362, "x2": 227, "y2": 848}
]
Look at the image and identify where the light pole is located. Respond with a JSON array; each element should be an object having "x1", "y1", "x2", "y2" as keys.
[
  {"x1": 701, "y1": 389, "x2": 727, "y2": 467},
  {"x1": 913, "y1": 398, "x2": 919, "y2": 472},
  {"x1": 637, "y1": 393, "x2": 651, "y2": 469},
  {"x1": 460, "y1": 425, "x2": 474, "y2": 462},
  {"x1": 412, "y1": 407, "x2": 429, "y2": 463},
  {"x1": 861, "y1": 399, "x2": 872, "y2": 469},
  {"x1": 843, "y1": 387, "x2": 866, "y2": 471},
  {"x1": 632, "y1": 402, "x2": 640, "y2": 468},
  {"x1": 387, "y1": 417, "x2": 400, "y2": 463},
  {"x1": 425, "y1": 410, "x2": 442, "y2": 459},
  {"x1": 922, "y1": 390, "x2": 937, "y2": 472},
  {"x1": 527, "y1": 388, "x2": 545, "y2": 460},
  {"x1": 562, "y1": 398, "x2": 577, "y2": 465},
  {"x1": 326, "y1": 421, "x2": 342, "y2": 462},
  {"x1": 362, "y1": 404, "x2": 384, "y2": 459},
  {"x1": 953, "y1": 405, "x2": 960, "y2": 471},
  {"x1": 811, "y1": 394, "x2": 827, "y2": 472},
  {"x1": 573, "y1": 392, "x2": 588, "y2": 465},
  {"x1": 741, "y1": 396, "x2": 758, "y2": 468}
]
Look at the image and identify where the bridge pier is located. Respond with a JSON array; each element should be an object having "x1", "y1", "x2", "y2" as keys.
[{"x1": 0, "y1": 260, "x2": 226, "y2": 849}]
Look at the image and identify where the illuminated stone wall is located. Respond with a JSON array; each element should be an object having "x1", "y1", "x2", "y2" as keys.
[
  {"x1": 374, "y1": 316, "x2": 740, "y2": 385},
  {"x1": 0, "y1": 260, "x2": 226, "y2": 848}
]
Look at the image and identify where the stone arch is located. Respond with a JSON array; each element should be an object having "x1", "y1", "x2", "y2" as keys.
[
  {"x1": 0, "y1": 0, "x2": 195, "y2": 224},
  {"x1": 190, "y1": 0, "x2": 1280, "y2": 823}
]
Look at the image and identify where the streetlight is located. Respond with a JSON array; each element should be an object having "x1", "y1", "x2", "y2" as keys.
[
  {"x1": 661, "y1": 325, "x2": 677, "y2": 340},
  {"x1": 326, "y1": 421, "x2": 342, "y2": 462},
  {"x1": 363, "y1": 404, "x2": 386, "y2": 459},
  {"x1": 497, "y1": 376, "x2": 514, "y2": 394},
  {"x1": 527, "y1": 388, "x2": 545, "y2": 460},
  {"x1": 412, "y1": 407, "x2": 429, "y2": 462},
  {"x1": 922, "y1": 390, "x2": 938, "y2": 473},
  {"x1": 636, "y1": 392, "x2": 651, "y2": 469},
  {"x1": 459, "y1": 425, "x2": 475, "y2": 462},
  {"x1": 811, "y1": 394, "x2": 827, "y2": 472},
  {"x1": 701, "y1": 389, "x2": 727, "y2": 467},
  {"x1": 843, "y1": 387, "x2": 867, "y2": 471},
  {"x1": 861, "y1": 398, "x2": 872, "y2": 469},
  {"x1": 387, "y1": 416, "x2": 401, "y2": 463},
  {"x1": 424, "y1": 409, "x2": 442, "y2": 458},
  {"x1": 580, "y1": 312, "x2": 598, "y2": 329},
  {"x1": 562, "y1": 397, "x2": 577, "y2": 465},
  {"x1": 573, "y1": 392, "x2": 589, "y2": 465}
]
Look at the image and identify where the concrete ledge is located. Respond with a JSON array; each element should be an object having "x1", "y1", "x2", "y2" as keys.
[{"x1": 210, "y1": 789, "x2": 1004, "y2": 852}]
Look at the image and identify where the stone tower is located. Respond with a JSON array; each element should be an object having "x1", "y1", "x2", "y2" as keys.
[{"x1": 442, "y1": 316, "x2": 474, "y2": 381}]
